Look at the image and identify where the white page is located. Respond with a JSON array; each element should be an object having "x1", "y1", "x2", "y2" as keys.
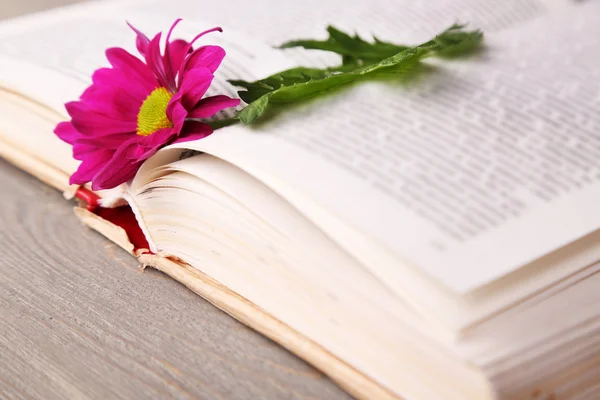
[
  {"x1": 1, "y1": 0, "x2": 597, "y2": 295},
  {"x1": 134, "y1": 0, "x2": 567, "y2": 68},
  {"x1": 113, "y1": 0, "x2": 597, "y2": 292},
  {"x1": 165, "y1": 2, "x2": 600, "y2": 293},
  {"x1": 0, "y1": 0, "x2": 574, "y2": 175},
  {"x1": 0, "y1": 0, "x2": 554, "y2": 179}
]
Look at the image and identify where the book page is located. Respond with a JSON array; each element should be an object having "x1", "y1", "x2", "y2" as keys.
[
  {"x1": 0, "y1": 0, "x2": 569, "y2": 111},
  {"x1": 0, "y1": 89, "x2": 75, "y2": 190},
  {"x1": 1, "y1": 0, "x2": 596, "y2": 295},
  {"x1": 0, "y1": 0, "x2": 549, "y2": 196},
  {"x1": 133, "y1": 0, "x2": 570, "y2": 68},
  {"x1": 165, "y1": 2, "x2": 600, "y2": 293},
  {"x1": 0, "y1": 0, "x2": 295, "y2": 179},
  {"x1": 0, "y1": 0, "x2": 572, "y2": 175}
]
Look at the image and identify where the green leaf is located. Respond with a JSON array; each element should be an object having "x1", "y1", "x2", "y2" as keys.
[
  {"x1": 231, "y1": 24, "x2": 483, "y2": 124},
  {"x1": 237, "y1": 95, "x2": 271, "y2": 124},
  {"x1": 279, "y1": 25, "x2": 410, "y2": 65},
  {"x1": 432, "y1": 23, "x2": 484, "y2": 57}
]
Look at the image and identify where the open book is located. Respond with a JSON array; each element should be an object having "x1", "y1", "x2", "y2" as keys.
[{"x1": 1, "y1": 0, "x2": 599, "y2": 398}]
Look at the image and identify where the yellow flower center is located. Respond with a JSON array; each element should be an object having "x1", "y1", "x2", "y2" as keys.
[{"x1": 136, "y1": 87, "x2": 174, "y2": 136}]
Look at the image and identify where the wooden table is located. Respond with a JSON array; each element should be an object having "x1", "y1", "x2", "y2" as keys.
[{"x1": 0, "y1": 161, "x2": 352, "y2": 400}]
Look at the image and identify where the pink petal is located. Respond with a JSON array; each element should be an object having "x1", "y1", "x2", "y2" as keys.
[
  {"x1": 80, "y1": 84, "x2": 100, "y2": 100},
  {"x1": 73, "y1": 142, "x2": 104, "y2": 160},
  {"x1": 176, "y1": 26, "x2": 223, "y2": 81},
  {"x1": 80, "y1": 85, "x2": 143, "y2": 121},
  {"x1": 75, "y1": 132, "x2": 134, "y2": 149},
  {"x1": 90, "y1": 67, "x2": 156, "y2": 103},
  {"x1": 186, "y1": 26, "x2": 223, "y2": 49},
  {"x1": 91, "y1": 158, "x2": 142, "y2": 190},
  {"x1": 187, "y1": 95, "x2": 240, "y2": 119},
  {"x1": 177, "y1": 67, "x2": 214, "y2": 111},
  {"x1": 127, "y1": 21, "x2": 150, "y2": 57},
  {"x1": 179, "y1": 45, "x2": 225, "y2": 86},
  {"x1": 66, "y1": 102, "x2": 137, "y2": 136},
  {"x1": 166, "y1": 91, "x2": 183, "y2": 121},
  {"x1": 69, "y1": 148, "x2": 114, "y2": 185},
  {"x1": 166, "y1": 96, "x2": 188, "y2": 133},
  {"x1": 145, "y1": 33, "x2": 173, "y2": 90},
  {"x1": 105, "y1": 48, "x2": 157, "y2": 90},
  {"x1": 54, "y1": 121, "x2": 79, "y2": 144},
  {"x1": 175, "y1": 120, "x2": 213, "y2": 143},
  {"x1": 165, "y1": 19, "x2": 182, "y2": 46},
  {"x1": 91, "y1": 137, "x2": 145, "y2": 190},
  {"x1": 164, "y1": 19, "x2": 184, "y2": 82},
  {"x1": 165, "y1": 39, "x2": 190, "y2": 82},
  {"x1": 132, "y1": 128, "x2": 178, "y2": 160}
]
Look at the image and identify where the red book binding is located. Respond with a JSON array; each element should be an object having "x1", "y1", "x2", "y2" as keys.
[{"x1": 75, "y1": 187, "x2": 151, "y2": 253}]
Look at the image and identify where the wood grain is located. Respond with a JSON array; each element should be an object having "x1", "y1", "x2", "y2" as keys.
[{"x1": 0, "y1": 159, "x2": 351, "y2": 400}]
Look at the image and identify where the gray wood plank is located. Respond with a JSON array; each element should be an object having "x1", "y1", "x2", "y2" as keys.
[
  {"x1": 0, "y1": 0, "x2": 83, "y2": 20},
  {"x1": 0, "y1": 159, "x2": 351, "y2": 399}
]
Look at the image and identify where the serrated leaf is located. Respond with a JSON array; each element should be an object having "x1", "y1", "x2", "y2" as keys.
[
  {"x1": 279, "y1": 25, "x2": 410, "y2": 66},
  {"x1": 237, "y1": 95, "x2": 271, "y2": 124},
  {"x1": 433, "y1": 24, "x2": 484, "y2": 57},
  {"x1": 232, "y1": 24, "x2": 483, "y2": 124}
]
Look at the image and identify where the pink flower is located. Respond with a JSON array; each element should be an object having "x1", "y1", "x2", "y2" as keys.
[{"x1": 54, "y1": 19, "x2": 240, "y2": 190}]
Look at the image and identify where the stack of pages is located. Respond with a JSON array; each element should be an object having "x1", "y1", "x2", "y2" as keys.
[{"x1": 0, "y1": 0, "x2": 598, "y2": 399}]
